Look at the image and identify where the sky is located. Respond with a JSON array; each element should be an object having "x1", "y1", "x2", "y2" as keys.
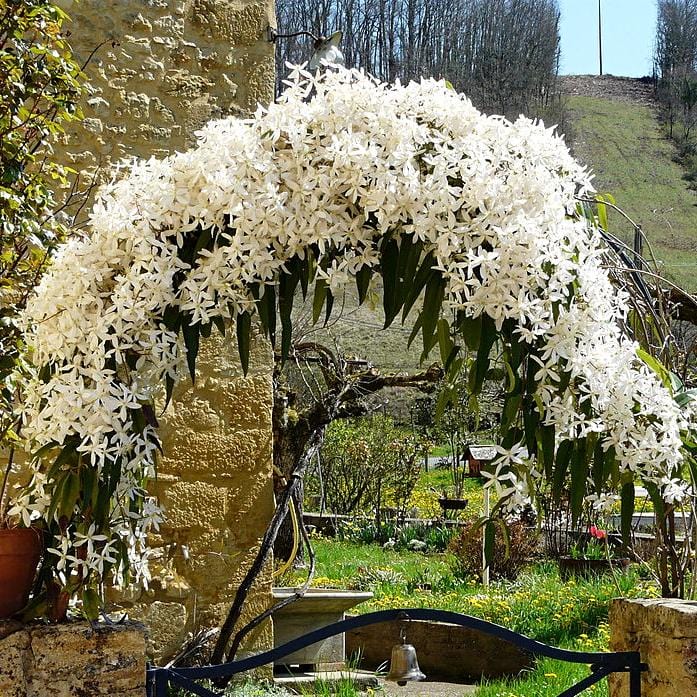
[{"x1": 559, "y1": 0, "x2": 656, "y2": 77}]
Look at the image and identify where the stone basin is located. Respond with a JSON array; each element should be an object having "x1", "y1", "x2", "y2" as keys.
[{"x1": 272, "y1": 588, "x2": 373, "y2": 669}]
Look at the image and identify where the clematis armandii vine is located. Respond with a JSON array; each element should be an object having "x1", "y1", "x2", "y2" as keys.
[{"x1": 15, "y1": 66, "x2": 692, "y2": 599}]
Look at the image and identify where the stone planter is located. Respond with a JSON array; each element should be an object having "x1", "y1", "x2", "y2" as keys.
[
  {"x1": 558, "y1": 556, "x2": 630, "y2": 580},
  {"x1": 437, "y1": 497, "x2": 469, "y2": 513},
  {"x1": 272, "y1": 588, "x2": 373, "y2": 669}
]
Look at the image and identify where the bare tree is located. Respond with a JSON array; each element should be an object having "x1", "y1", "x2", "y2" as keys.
[
  {"x1": 275, "y1": 0, "x2": 561, "y2": 120},
  {"x1": 655, "y1": 0, "x2": 697, "y2": 142}
]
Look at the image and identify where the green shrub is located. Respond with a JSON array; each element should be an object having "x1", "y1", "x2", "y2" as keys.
[
  {"x1": 448, "y1": 519, "x2": 539, "y2": 581},
  {"x1": 314, "y1": 416, "x2": 426, "y2": 526}
]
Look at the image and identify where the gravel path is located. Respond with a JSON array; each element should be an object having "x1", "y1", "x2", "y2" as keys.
[{"x1": 382, "y1": 680, "x2": 477, "y2": 697}]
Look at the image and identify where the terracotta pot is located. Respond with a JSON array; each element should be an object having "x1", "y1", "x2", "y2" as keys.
[
  {"x1": 0, "y1": 527, "x2": 42, "y2": 618},
  {"x1": 558, "y1": 555, "x2": 630, "y2": 581}
]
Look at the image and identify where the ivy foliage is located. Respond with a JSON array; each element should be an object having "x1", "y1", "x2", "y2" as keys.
[{"x1": 0, "y1": 0, "x2": 83, "y2": 445}]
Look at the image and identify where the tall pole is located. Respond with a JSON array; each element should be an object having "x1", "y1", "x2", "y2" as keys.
[
  {"x1": 482, "y1": 487, "x2": 490, "y2": 588},
  {"x1": 598, "y1": 0, "x2": 603, "y2": 76}
]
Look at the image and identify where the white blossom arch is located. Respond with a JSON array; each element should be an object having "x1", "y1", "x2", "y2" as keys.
[{"x1": 15, "y1": 67, "x2": 692, "y2": 602}]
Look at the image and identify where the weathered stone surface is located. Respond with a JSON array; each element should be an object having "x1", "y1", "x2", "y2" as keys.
[
  {"x1": 104, "y1": 329, "x2": 274, "y2": 662},
  {"x1": 55, "y1": 0, "x2": 276, "y2": 192},
  {"x1": 128, "y1": 601, "x2": 188, "y2": 664},
  {"x1": 609, "y1": 598, "x2": 697, "y2": 696},
  {"x1": 0, "y1": 621, "x2": 146, "y2": 697},
  {"x1": 0, "y1": 625, "x2": 30, "y2": 697}
]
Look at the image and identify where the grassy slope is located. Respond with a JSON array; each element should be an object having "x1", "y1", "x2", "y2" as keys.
[{"x1": 565, "y1": 95, "x2": 697, "y2": 291}]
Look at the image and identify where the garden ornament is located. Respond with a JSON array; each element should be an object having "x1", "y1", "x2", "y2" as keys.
[{"x1": 386, "y1": 616, "x2": 426, "y2": 686}]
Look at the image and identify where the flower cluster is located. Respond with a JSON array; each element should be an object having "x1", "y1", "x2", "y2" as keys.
[{"x1": 16, "y1": 66, "x2": 691, "y2": 593}]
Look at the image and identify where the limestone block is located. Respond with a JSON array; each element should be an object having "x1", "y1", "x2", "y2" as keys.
[
  {"x1": 0, "y1": 621, "x2": 146, "y2": 697},
  {"x1": 156, "y1": 479, "x2": 228, "y2": 530},
  {"x1": 53, "y1": 0, "x2": 276, "y2": 200},
  {"x1": 610, "y1": 598, "x2": 697, "y2": 696},
  {"x1": 0, "y1": 626, "x2": 30, "y2": 697},
  {"x1": 129, "y1": 601, "x2": 188, "y2": 664}
]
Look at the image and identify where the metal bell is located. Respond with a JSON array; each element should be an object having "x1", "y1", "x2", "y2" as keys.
[{"x1": 386, "y1": 640, "x2": 426, "y2": 686}]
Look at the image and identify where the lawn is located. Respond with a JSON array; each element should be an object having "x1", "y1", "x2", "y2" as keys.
[{"x1": 282, "y1": 538, "x2": 658, "y2": 697}]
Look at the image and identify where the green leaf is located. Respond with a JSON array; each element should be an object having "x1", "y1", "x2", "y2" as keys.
[
  {"x1": 236, "y1": 311, "x2": 252, "y2": 375},
  {"x1": 458, "y1": 313, "x2": 482, "y2": 352},
  {"x1": 81, "y1": 588, "x2": 100, "y2": 621},
  {"x1": 399, "y1": 236, "x2": 423, "y2": 283},
  {"x1": 162, "y1": 305, "x2": 181, "y2": 332},
  {"x1": 644, "y1": 481, "x2": 665, "y2": 520},
  {"x1": 381, "y1": 237, "x2": 400, "y2": 327},
  {"x1": 539, "y1": 424, "x2": 555, "y2": 479},
  {"x1": 60, "y1": 471, "x2": 80, "y2": 518},
  {"x1": 212, "y1": 316, "x2": 226, "y2": 337},
  {"x1": 444, "y1": 347, "x2": 462, "y2": 377},
  {"x1": 279, "y1": 265, "x2": 300, "y2": 362},
  {"x1": 193, "y1": 227, "x2": 212, "y2": 257},
  {"x1": 299, "y1": 254, "x2": 314, "y2": 298},
  {"x1": 636, "y1": 347, "x2": 671, "y2": 390},
  {"x1": 595, "y1": 194, "x2": 609, "y2": 231},
  {"x1": 470, "y1": 314, "x2": 497, "y2": 394},
  {"x1": 676, "y1": 388, "x2": 697, "y2": 407},
  {"x1": 46, "y1": 472, "x2": 67, "y2": 524},
  {"x1": 407, "y1": 312, "x2": 423, "y2": 349},
  {"x1": 356, "y1": 265, "x2": 372, "y2": 304},
  {"x1": 163, "y1": 374, "x2": 175, "y2": 414},
  {"x1": 324, "y1": 288, "x2": 335, "y2": 325},
  {"x1": 181, "y1": 317, "x2": 200, "y2": 384},
  {"x1": 421, "y1": 273, "x2": 445, "y2": 359},
  {"x1": 620, "y1": 481, "x2": 635, "y2": 547},
  {"x1": 402, "y1": 251, "x2": 436, "y2": 321},
  {"x1": 570, "y1": 439, "x2": 588, "y2": 525},
  {"x1": 313, "y1": 278, "x2": 328, "y2": 325},
  {"x1": 500, "y1": 392, "x2": 522, "y2": 432},
  {"x1": 552, "y1": 439, "x2": 573, "y2": 500},
  {"x1": 437, "y1": 318, "x2": 453, "y2": 367},
  {"x1": 254, "y1": 285, "x2": 276, "y2": 345}
]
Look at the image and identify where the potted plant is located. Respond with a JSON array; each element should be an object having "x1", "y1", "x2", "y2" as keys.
[
  {"x1": 0, "y1": 418, "x2": 43, "y2": 619},
  {"x1": 558, "y1": 525, "x2": 630, "y2": 580}
]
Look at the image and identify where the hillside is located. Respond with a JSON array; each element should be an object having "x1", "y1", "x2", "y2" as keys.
[{"x1": 559, "y1": 75, "x2": 697, "y2": 292}]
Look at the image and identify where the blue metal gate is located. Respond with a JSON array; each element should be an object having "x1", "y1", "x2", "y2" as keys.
[{"x1": 146, "y1": 608, "x2": 645, "y2": 697}]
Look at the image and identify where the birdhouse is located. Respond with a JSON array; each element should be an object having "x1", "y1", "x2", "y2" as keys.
[{"x1": 464, "y1": 444, "x2": 497, "y2": 477}]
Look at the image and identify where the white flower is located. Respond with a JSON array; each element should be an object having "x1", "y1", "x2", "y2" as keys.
[{"x1": 15, "y1": 66, "x2": 691, "y2": 592}]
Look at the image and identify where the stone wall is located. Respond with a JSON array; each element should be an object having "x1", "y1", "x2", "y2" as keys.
[
  {"x1": 116, "y1": 331, "x2": 275, "y2": 663},
  {"x1": 609, "y1": 598, "x2": 697, "y2": 697},
  {"x1": 47, "y1": 0, "x2": 277, "y2": 663},
  {"x1": 0, "y1": 620, "x2": 146, "y2": 697},
  {"x1": 56, "y1": 0, "x2": 275, "y2": 188}
]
